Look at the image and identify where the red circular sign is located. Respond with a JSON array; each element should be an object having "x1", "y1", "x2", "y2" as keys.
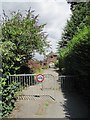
[{"x1": 36, "y1": 74, "x2": 44, "y2": 82}]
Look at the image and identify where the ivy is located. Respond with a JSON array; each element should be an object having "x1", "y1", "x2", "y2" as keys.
[{"x1": 0, "y1": 77, "x2": 21, "y2": 118}]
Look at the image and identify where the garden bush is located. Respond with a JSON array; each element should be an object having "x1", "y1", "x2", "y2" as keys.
[
  {"x1": 58, "y1": 26, "x2": 90, "y2": 95},
  {"x1": 59, "y1": 26, "x2": 90, "y2": 75},
  {"x1": 0, "y1": 77, "x2": 21, "y2": 118}
]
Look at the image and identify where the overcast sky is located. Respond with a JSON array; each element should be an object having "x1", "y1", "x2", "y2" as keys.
[{"x1": 1, "y1": 0, "x2": 71, "y2": 60}]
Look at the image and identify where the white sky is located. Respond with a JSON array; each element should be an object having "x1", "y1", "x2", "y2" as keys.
[{"x1": 0, "y1": 0, "x2": 72, "y2": 60}]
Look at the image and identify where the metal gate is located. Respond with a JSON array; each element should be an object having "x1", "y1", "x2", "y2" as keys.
[
  {"x1": 8, "y1": 74, "x2": 56, "y2": 100},
  {"x1": 59, "y1": 75, "x2": 76, "y2": 91}
]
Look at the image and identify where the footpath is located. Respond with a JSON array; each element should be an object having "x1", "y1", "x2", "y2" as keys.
[{"x1": 8, "y1": 68, "x2": 88, "y2": 118}]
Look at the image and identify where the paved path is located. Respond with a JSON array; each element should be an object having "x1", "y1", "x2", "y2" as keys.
[{"x1": 8, "y1": 68, "x2": 88, "y2": 118}]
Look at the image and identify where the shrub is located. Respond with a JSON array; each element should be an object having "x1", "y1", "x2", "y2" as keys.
[
  {"x1": 0, "y1": 77, "x2": 21, "y2": 118},
  {"x1": 59, "y1": 26, "x2": 90, "y2": 75}
]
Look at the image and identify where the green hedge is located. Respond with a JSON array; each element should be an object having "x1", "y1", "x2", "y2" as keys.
[
  {"x1": 0, "y1": 78, "x2": 21, "y2": 118},
  {"x1": 58, "y1": 26, "x2": 90, "y2": 95},
  {"x1": 59, "y1": 26, "x2": 90, "y2": 75}
]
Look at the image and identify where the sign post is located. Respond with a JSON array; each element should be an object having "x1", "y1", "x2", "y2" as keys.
[{"x1": 36, "y1": 74, "x2": 44, "y2": 90}]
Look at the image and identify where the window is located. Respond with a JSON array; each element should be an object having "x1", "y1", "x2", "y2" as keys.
[
  {"x1": 51, "y1": 56, "x2": 53, "y2": 58},
  {"x1": 44, "y1": 63, "x2": 47, "y2": 65}
]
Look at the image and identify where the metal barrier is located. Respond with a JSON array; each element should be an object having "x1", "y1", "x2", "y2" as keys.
[
  {"x1": 59, "y1": 75, "x2": 76, "y2": 91},
  {"x1": 8, "y1": 74, "x2": 36, "y2": 87},
  {"x1": 8, "y1": 74, "x2": 56, "y2": 100}
]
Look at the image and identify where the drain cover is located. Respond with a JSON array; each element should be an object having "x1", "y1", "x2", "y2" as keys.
[{"x1": 17, "y1": 95, "x2": 55, "y2": 101}]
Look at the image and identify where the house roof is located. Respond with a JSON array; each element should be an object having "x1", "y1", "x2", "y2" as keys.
[
  {"x1": 27, "y1": 58, "x2": 40, "y2": 65},
  {"x1": 47, "y1": 52, "x2": 57, "y2": 57}
]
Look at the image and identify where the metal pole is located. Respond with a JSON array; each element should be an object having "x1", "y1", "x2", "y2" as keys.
[{"x1": 42, "y1": 81, "x2": 43, "y2": 91}]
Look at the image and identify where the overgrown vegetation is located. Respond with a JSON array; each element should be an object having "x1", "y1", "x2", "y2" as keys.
[
  {"x1": 58, "y1": 2, "x2": 90, "y2": 94},
  {"x1": 34, "y1": 67, "x2": 43, "y2": 74},
  {"x1": 0, "y1": 9, "x2": 48, "y2": 118},
  {"x1": 0, "y1": 78, "x2": 21, "y2": 117}
]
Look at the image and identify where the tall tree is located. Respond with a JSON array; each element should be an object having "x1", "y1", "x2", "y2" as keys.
[
  {"x1": 58, "y1": 2, "x2": 90, "y2": 74},
  {"x1": 57, "y1": 2, "x2": 90, "y2": 94},
  {"x1": 1, "y1": 9, "x2": 48, "y2": 75},
  {"x1": 58, "y1": 2, "x2": 90, "y2": 49}
]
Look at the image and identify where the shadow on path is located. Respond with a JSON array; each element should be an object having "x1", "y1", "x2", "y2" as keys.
[
  {"x1": 55, "y1": 69, "x2": 88, "y2": 119},
  {"x1": 61, "y1": 91, "x2": 88, "y2": 119}
]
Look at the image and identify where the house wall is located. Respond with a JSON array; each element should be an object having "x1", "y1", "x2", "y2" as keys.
[
  {"x1": 42, "y1": 54, "x2": 58, "y2": 68},
  {"x1": 47, "y1": 55, "x2": 57, "y2": 64},
  {"x1": 27, "y1": 59, "x2": 41, "y2": 72},
  {"x1": 27, "y1": 53, "x2": 58, "y2": 70}
]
